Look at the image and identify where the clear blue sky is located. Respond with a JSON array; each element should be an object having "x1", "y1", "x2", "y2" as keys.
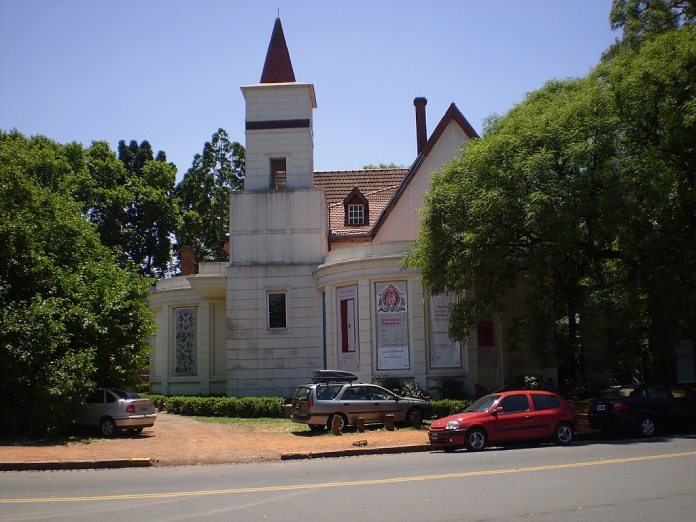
[{"x1": 0, "y1": 0, "x2": 619, "y2": 179}]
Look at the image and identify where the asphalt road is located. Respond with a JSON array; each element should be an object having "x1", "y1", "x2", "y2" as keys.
[{"x1": 2, "y1": 435, "x2": 696, "y2": 522}]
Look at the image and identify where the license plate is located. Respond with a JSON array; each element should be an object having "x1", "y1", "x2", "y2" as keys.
[{"x1": 596, "y1": 404, "x2": 606, "y2": 412}]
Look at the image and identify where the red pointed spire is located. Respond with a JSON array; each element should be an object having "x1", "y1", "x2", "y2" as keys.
[{"x1": 260, "y1": 17, "x2": 296, "y2": 83}]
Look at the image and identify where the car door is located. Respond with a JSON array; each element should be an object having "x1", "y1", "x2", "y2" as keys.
[
  {"x1": 642, "y1": 385, "x2": 672, "y2": 421},
  {"x1": 529, "y1": 393, "x2": 564, "y2": 439},
  {"x1": 364, "y1": 385, "x2": 400, "y2": 422},
  {"x1": 668, "y1": 386, "x2": 695, "y2": 425},
  {"x1": 339, "y1": 385, "x2": 374, "y2": 423},
  {"x1": 489, "y1": 393, "x2": 533, "y2": 442},
  {"x1": 76, "y1": 389, "x2": 105, "y2": 426}
]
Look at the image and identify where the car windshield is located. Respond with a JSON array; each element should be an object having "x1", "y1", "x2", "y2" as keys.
[{"x1": 464, "y1": 394, "x2": 501, "y2": 412}]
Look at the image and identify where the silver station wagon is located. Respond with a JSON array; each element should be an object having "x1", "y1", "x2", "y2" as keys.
[
  {"x1": 73, "y1": 387, "x2": 156, "y2": 437},
  {"x1": 290, "y1": 371, "x2": 433, "y2": 431}
]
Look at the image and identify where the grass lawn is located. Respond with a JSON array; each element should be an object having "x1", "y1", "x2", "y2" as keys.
[{"x1": 193, "y1": 416, "x2": 430, "y2": 434}]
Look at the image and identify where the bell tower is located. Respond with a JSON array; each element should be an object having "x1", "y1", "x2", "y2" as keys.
[
  {"x1": 227, "y1": 18, "x2": 327, "y2": 397},
  {"x1": 241, "y1": 17, "x2": 317, "y2": 191}
]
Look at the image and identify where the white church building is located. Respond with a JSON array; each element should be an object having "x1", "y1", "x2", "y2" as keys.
[{"x1": 148, "y1": 18, "x2": 547, "y2": 398}]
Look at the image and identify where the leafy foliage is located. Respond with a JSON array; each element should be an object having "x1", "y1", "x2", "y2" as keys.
[
  {"x1": 362, "y1": 162, "x2": 404, "y2": 170},
  {"x1": 606, "y1": 0, "x2": 695, "y2": 58},
  {"x1": 377, "y1": 376, "x2": 432, "y2": 401},
  {"x1": 430, "y1": 376, "x2": 469, "y2": 400},
  {"x1": 0, "y1": 131, "x2": 155, "y2": 436},
  {"x1": 407, "y1": 26, "x2": 696, "y2": 384},
  {"x1": 175, "y1": 129, "x2": 244, "y2": 264},
  {"x1": 76, "y1": 139, "x2": 178, "y2": 278}
]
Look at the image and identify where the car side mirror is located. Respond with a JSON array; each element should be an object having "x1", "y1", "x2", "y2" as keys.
[{"x1": 491, "y1": 406, "x2": 504, "y2": 416}]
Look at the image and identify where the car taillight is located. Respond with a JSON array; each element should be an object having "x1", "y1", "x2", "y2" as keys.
[
  {"x1": 612, "y1": 400, "x2": 629, "y2": 412},
  {"x1": 307, "y1": 391, "x2": 313, "y2": 409},
  {"x1": 126, "y1": 404, "x2": 135, "y2": 414}
]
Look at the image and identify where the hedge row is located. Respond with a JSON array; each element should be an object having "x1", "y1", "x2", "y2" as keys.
[
  {"x1": 143, "y1": 394, "x2": 285, "y2": 418},
  {"x1": 432, "y1": 399, "x2": 472, "y2": 418},
  {"x1": 144, "y1": 394, "x2": 472, "y2": 420}
]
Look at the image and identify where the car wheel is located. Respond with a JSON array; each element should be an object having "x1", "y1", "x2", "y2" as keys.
[
  {"x1": 127, "y1": 427, "x2": 143, "y2": 435},
  {"x1": 638, "y1": 416, "x2": 656, "y2": 437},
  {"x1": 407, "y1": 408, "x2": 423, "y2": 425},
  {"x1": 465, "y1": 428, "x2": 487, "y2": 451},
  {"x1": 100, "y1": 417, "x2": 117, "y2": 437},
  {"x1": 554, "y1": 423, "x2": 574, "y2": 445},
  {"x1": 327, "y1": 413, "x2": 347, "y2": 432}
]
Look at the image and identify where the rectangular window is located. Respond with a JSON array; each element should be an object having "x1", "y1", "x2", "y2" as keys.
[
  {"x1": 348, "y1": 204, "x2": 364, "y2": 225},
  {"x1": 174, "y1": 307, "x2": 197, "y2": 376},
  {"x1": 268, "y1": 292, "x2": 287, "y2": 329},
  {"x1": 270, "y1": 158, "x2": 287, "y2": 189}
]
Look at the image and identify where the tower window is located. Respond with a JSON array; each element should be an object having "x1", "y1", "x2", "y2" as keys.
[
  {"x1": 270, "y1": 158, "x2": 287, "y2": 189},
  {"x1": 348, "y1": 204, "x2": 365, "y2": 225},
  {"x1": 268, "y1": 292, "x2": 287, "y2": 329}
]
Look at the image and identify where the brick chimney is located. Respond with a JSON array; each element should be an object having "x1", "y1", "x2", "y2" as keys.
[
  {"x1": 180, "y1": 246, "x2": 195, "y2": 276},
  {"x1": 414, "y1": 97, "x2": 427, "y2": 155}
]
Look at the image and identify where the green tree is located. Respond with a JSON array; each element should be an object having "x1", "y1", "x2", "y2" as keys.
[
  {"x1": 407, "y1": 26, "x2": 696, "y2": 384},
  {"x1": 73, "y1": 139, "x2": 178, "y2": 278},
  {"x1": 362, "y1": 162, "x2": 404, "y2": 170},
  {"x1": 0, "y1": 131, "x2": 155, "y2": 436},
  {"x1": 605, "y1": 0, "x2": 695, "y2": 58},
  {"x1": 175, "y1": 128, "x2": 244, "y2": 264},
  {"x1": 116, "y1": 140, "x2": 179, "y2": 277}
]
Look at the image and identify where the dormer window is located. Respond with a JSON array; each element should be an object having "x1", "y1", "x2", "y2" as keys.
[
  {"x1": 348, "y1": 204, "x2": 364, "y2": 225},
  {"x1": 343, "y1": 187, "x2": 369, "y2": 226}
]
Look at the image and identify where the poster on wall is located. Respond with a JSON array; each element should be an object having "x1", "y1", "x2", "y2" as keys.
[
  {"x1": 336, "y1": 285, "x2": 359, "y2": 371},
  {"x1": 376, "y1": 282, "x2": 410, "y2": 370},
  {"x1": 429, "y1": 293, "x2": 462, "y2": 368}
]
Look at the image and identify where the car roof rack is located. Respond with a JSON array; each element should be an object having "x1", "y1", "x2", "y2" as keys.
[{"x1": 312, "y1": 370, "x2": 359, "y2": 384}]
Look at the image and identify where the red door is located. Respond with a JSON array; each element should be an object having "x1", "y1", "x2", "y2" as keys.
[{"x1": 488, "y1": 394, "x2": 534, "y2": 442}]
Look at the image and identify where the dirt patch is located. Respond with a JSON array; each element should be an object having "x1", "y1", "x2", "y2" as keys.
[{"x1": 0, "y1": 413, "x2": 430, "y2": 466}]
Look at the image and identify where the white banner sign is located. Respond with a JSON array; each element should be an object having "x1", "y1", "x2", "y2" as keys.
[
  {"x1": 376, "y1": 282, "x2": 409, "y2": 370},
  {"x1": 429, "y1": 293, "x2": 462, "y2": 368}
]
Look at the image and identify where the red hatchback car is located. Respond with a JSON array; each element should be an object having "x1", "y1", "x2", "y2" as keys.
[{"x1": 429, "y1": 390, "x2": 576, "y2": 451}]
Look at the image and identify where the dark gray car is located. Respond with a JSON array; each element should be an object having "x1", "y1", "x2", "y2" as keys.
[{"x1": 290, "y1": 373, "x2": 432, "y2": 431}]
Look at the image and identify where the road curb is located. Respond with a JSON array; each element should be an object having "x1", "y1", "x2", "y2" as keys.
[
  {"x1": 0, "y1": 458, "x2": 152, "y2": 471},
  {"x1": 281, "y1": 444, "x2": 432, "y2": 460},
  {"x1": 281, "y1": 431, "x2": 599, "y2": 461}
]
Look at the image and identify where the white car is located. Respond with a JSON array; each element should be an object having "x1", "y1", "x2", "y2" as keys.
[{"x1": 73, "y1": 388, "x2": 156, "y2": 436}]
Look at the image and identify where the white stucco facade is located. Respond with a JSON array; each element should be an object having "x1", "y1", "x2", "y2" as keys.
[{"x1": 148, "y1": 19, "x2": 546, "y2": 399}]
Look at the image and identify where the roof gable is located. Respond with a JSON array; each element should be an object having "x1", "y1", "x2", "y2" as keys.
[{"x1": 370, "y1": 103, "x2": 478, "y2": 238}]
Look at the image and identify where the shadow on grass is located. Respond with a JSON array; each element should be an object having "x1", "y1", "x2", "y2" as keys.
[{"x1": 291, "y1": 421, "x2": 432, "y2": 437}]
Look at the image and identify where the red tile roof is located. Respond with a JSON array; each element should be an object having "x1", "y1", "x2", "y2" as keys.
[{"x1": 313, "y1": 169, "x2": 408, "y2": 240}]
